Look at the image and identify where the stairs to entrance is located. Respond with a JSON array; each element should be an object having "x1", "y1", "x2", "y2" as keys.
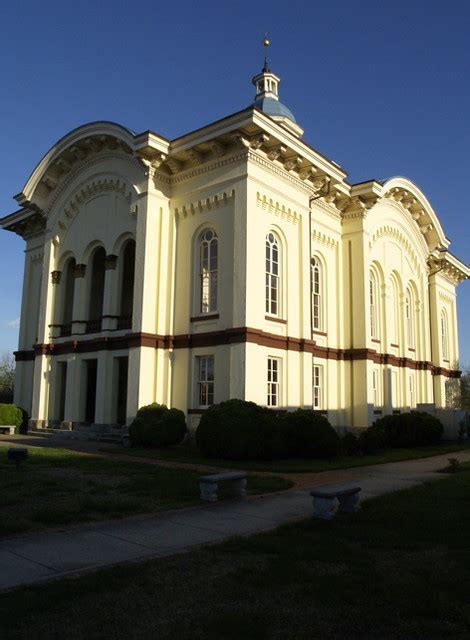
[{"x1": 28, "y1": 423, "x2": 127, "y2": 445}]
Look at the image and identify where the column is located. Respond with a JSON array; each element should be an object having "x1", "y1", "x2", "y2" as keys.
[
  {"x1": 71, "y1": 263, "x2": 87, "y2": 334},
  {"x1": 30, "y1": 236, "x2": 56, "y2": 425},
  {"x1": 102, "y1": 254, "x2": 118, "y2": 330}
]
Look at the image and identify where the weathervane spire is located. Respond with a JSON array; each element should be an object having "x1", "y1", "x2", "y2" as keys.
[{"x1": 262, "y1": 34, "x2": 270, "y2": 72}]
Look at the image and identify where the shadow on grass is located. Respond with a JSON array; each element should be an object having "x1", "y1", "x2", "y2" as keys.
[
  {"x1": 1, "y1": 466, "x2": 470, "y2": 639},
  {"x1": 0, "y1": 445, "x2": 292, "y2": 536},
  {"x1": 101, "y1": 441, "x2": 470, "y2": 473}
]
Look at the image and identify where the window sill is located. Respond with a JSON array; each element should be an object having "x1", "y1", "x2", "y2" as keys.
[
  {"x1": 312, "y1": 330, "x2": 327, "y2": 337},
  {"x1": 390, "y1": 343, "x2": 399, "y2": 348},
  {"x1": 408, "y1": 347, "x2": 415, "y2": 353},
  {"x1": 265, "y1": 316, "x2": 287, "y2": 325},
  {"x1": 191, "y1": 314, "x2": 219, "y2": 322},
  {"x1": 371, "y1": 338, "x2": 381, "y2": 344}
]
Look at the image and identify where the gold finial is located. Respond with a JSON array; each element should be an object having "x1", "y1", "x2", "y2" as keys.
[{"x1": 262, "y1": 33, "x2": 270, "y2": 71}]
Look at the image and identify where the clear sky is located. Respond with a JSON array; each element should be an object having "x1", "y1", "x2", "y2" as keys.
[{"x1": 0, "y1": 0, "x2": 468, "y2": 364}]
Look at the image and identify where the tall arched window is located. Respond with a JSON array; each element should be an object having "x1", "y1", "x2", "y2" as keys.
[
  {"x1": 405, "y1": 289, "x2": 414, "y2": 349},
  {"x1": 87, "y1": 247, "x2": 106, "y2": 332},
  {"x1": 199, "y1": 229, "x2": 218, "y2": 314},
  {"x1": 311, "y1": 258, "x2": 322, "y2": 331},
  {"x1": 266, "y1": 232, "x2": 280, "y2": 316},
  {"x1": 370, "y1": 274, "x2": 378, "y2": 339},
  {"x1": 60, "y1": 257, "x2": 76, "y2": 337},
  {"x1": 441, "y1": 310, "x2": 449, "y2": 361},
  {"x1": 118, "y1": 239, "x2": 135, "y2": 330}
]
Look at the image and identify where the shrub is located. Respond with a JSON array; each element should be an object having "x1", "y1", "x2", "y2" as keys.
[
  {"x1": 280, "y1": 409, "x2": 341, "y2": 459},
  {"x1": 196, "y1": 399, "x2": 283, "y2": 460},
  {"x1": 129, "y1": 403, "x2": 187, "y2": 448},
  {"x1": 358, "y1": 424, "x2": 388, "y2": 454},
  {"x1": 341, "y1": 431, "x2": 361, "y2": 456},
  {"x1": 372, "y1": 411, "x2": 443, "y2": 448},
  {"x1": 0, "y1": 403, "x2": 22, "y2": 431}
]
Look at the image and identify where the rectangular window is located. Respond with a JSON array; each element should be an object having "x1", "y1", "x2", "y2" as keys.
[
  {"x1": 313, "y1": 364, "x2": 323, "y2": 410},
  {"x1": 267, "y1": 357, "x2": 281, "y2": 407},
  {"x1": 409, "y1": 375, "x2": 415, "y2": 409},
  {"x1": 372, "y1": 369, "x2": 378, "y2": 406},
  {"x1": 196, "y1": 356, "x2": 214, "y2": 407}
]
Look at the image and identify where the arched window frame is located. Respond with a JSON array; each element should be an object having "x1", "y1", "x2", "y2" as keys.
[
  {"x1": 311, "y1": 257, "x2": 323, "y2": 331},
  {"x1": 369, "y1": 272, "x2": 379, "y2": 339},
  {"x1": 265, "y1": 231, "x2": 281, "y2": 317},
  {"x1": 405, "y1": 288, "x2": 414, "y2": 350},
  {"x1": 441, "y1": 310, "x2": 449, "y2": 361},
  {"x1": 198, "y1": 229, "x2": 218, "y2": 315}
]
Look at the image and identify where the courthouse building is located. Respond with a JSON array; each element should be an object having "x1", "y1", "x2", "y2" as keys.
[{"x1": 1, "y1": 59, "x2": 469, "y2": 432}]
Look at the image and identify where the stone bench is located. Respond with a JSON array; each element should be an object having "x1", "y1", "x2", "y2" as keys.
[
  {"x1": 0, "y1": 426, "x2": 15, "y2": 435},
  {"x1": 199, "y1": 471, "x2": 247, "y2": 502},
  {"x1": 310, "y1": 484, "x2": 361, "y2": 520}
]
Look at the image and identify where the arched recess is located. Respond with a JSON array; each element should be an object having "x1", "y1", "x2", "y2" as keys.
[
  {"x1": 197, "y1": 228, "x2": 218, "y2": 315},
  {"x1": 388, "y1": 271, "x2": 403, "y2": 348},
  {"x1": 117, "y1": 238, "x2": 136, "y2": 330},
  {"x1": 369, "y1": 261, "x2": 385, "y2": 342},
  {"x1": 405, "y1": 280, "x2": 421, "y2": 357},
  {"x1": 311, "y1": 252, "x2": 327, "y2": 332},
  {"x1": 441, "y1": 309, "x2": 450, "y2": 362},
  {"x1": 86, "y1": 246, "x2": 106, "y2": 332},
  {"x1": 266, "y1": 226, "x2": 287, "y2": 319}
]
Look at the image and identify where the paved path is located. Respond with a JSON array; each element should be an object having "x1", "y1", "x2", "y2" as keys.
[{"x1": 1, "y1": 448, "x2": 469, "y2": 592}]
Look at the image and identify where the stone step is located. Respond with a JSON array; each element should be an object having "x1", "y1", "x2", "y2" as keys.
[{"x1": 27, "y1": 428, "x2": 125, "y2": 445}]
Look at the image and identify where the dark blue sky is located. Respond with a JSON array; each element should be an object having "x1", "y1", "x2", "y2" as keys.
[{"x1": 0, "y1": 0, "x2": 469, "y2": 363}]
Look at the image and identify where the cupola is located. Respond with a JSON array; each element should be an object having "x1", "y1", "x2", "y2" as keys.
[{"x1": 251, "y1": 38, "x2": 304, "y2": 138}]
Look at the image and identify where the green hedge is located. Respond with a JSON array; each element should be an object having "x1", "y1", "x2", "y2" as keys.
[
  {"x1": 129, "y1": 403, "x2": 187, "y2": 448},
  {"x1": 0, "y1": 404, "x2": 23, "y2": 429},
  {"x1": 196, "y1": 399, "x2": 283, "y2": 460},
  {"x1": 359, "y1": 411, "x2": 443, "y2": 453},
  {"x1": 196, "y1": 401, "x2": 340, "y2": 461},
  {"x1": 280, "y1": 409, "x2": 341, "y2": 458}
]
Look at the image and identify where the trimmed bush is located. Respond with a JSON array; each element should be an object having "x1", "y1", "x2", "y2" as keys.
[
  {"x1": 129, "y1": 403, "x2": 187, "y2": 448},
  {"x1": 280, "y1": 409, "x2": 341, "y2": 459},
  {"x1": 196, "y1": 399, "x2": 283, "y2": 460},
  {"x1": 341, "y1": 431, "x2": 361, "y2": 456},
  {"x1": 358, "y1": 424, "x2": 388, "y2": 454},
  {"x1": 372, "y1": 411, "x2": 443, "y2": 448},
  {"x1": 0, "y1": 403, "x2": 22, "y2": 431}
]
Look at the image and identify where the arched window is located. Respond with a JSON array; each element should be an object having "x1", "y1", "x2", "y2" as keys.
[
  {"x1": 441, "y1": 311, "x2": 449, "y2": 361},
  {"x1": 87, "y1": 247, "x2": 106, "y2": 332},
  {"x1": 199, "y1": 229, "x2": 218, "y2": 314},
  {"x1": 370, "y1": 274, "x2": 379, "y2": 339},
  {"x1": 311, "y1": 258, "x2": 322, "y2": 331},
  {"x1": 405, "y1": 289, "x2": 414, "y2": 349},
  {"x1": 266, "y1": 232, "x2": 280, "y2": 316},
  {"x1": 118, "y1": 239, "x2": 135, "y2": 330}
]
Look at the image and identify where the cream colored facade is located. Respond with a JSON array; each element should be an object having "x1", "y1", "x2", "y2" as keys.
[{"x1": 2, "y1": 65, "x2": 469, "y2": 432}]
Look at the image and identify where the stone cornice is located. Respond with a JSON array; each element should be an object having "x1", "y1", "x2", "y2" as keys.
[
  {"x1": 256, "y1": 192, "x2": 300, "y2": 225},
  {"x1": 45, "y1": 150, "x2": 142, "y2": 215},
  {"x1": 174, "y1": 189, "x2": 235, "y2": 219}
]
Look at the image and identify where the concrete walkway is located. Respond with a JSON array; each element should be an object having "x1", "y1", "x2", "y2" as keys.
[{"x1": 1, "y1": 448, "x2": 469, "y2": 592}]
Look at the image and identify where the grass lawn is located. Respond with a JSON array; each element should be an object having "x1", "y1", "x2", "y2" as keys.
[
  {"x1": 1, "y1": 466, "x2": 470, "y2": 639},
  {"x1": 102, "y1": 440, "x2": 470, "y2": 473},
  {"x1": 0, "y1": 446, "x2": 292, "y2": 537}
]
